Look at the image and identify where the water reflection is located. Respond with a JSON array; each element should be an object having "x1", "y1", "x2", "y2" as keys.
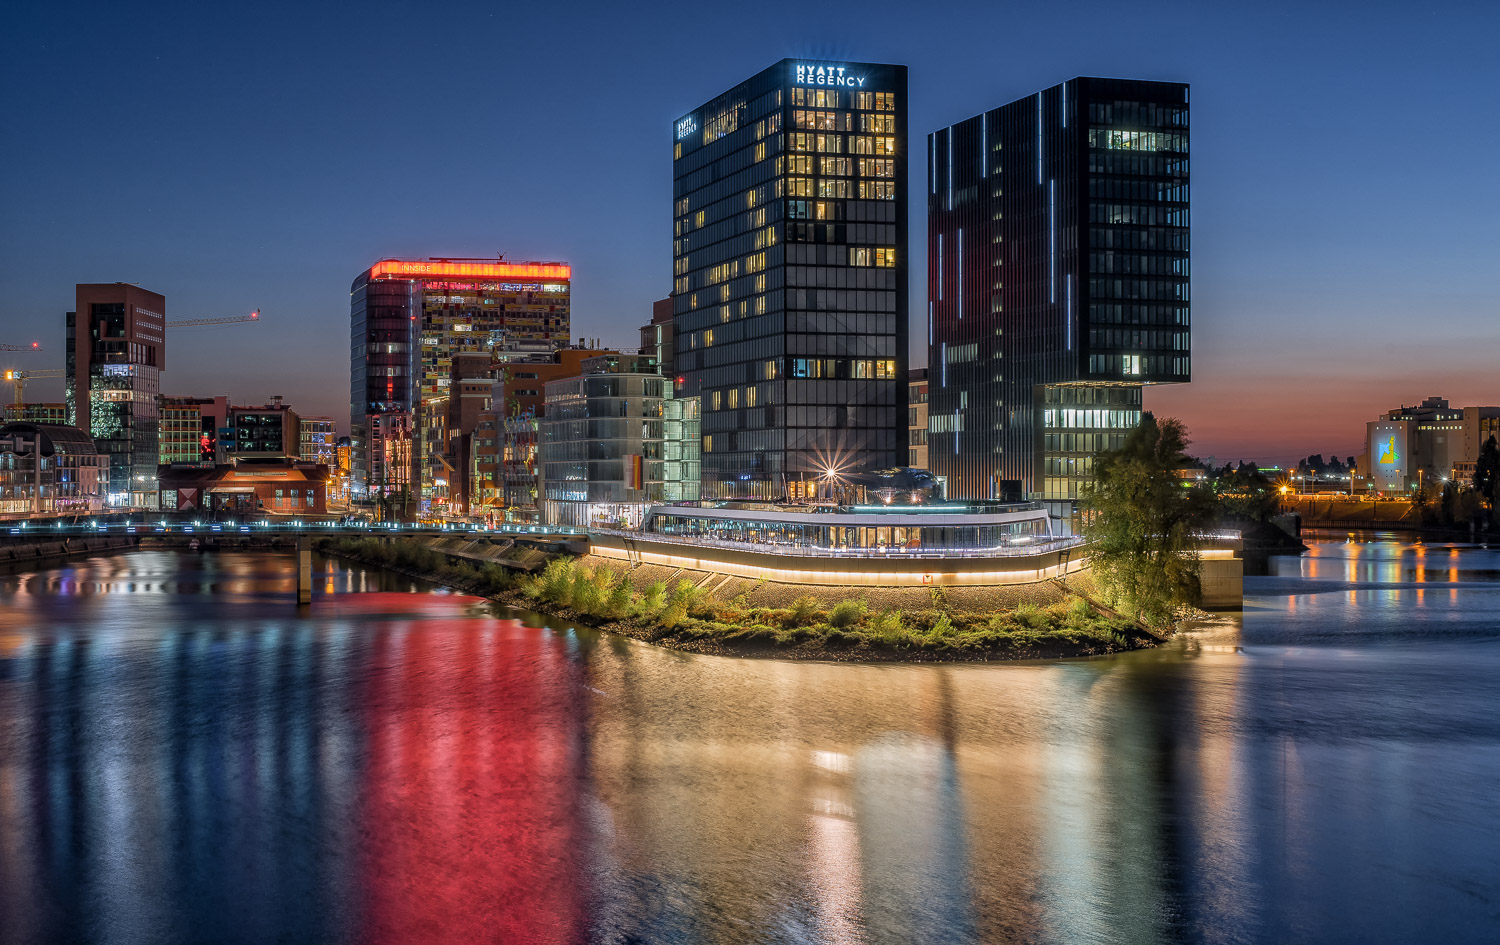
[{"x1": 1, "y1": 547, "x2": 1497, "y2": 944}]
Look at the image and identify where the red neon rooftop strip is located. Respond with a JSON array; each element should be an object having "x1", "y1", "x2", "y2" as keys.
[{"x1": 370, "y1": 260, "x2": 571, "y2": 281}]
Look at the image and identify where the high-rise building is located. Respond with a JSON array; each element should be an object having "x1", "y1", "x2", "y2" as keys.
[
  {"x1": 67, "y1": 283, "x2": 166, "y2": 506},
  {"x1": 349, "y1": 257, "x2": 571, "y2": 514},
  {"x1": 927, "y1": 78, "x2": 1190, "y2": 524},
  {"x1": 672, "y1": 59, "x2": 908, "y2": 501}
]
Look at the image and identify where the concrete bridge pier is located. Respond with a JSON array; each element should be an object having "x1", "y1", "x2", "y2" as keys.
[{"x1": 296, "y1": 534, "x2": 312, "y2": 605}]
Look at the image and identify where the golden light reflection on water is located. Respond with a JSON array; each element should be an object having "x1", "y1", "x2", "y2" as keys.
[{"x1": 1, "y1": 547, "x2": 1498, "y2": 943}]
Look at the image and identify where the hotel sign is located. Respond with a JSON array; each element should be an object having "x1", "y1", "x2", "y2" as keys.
[
  {"x1": 676, "y1": 115, "x2": 698, "y2": 140},
  {"x1": 794, "y1": 63, "x2": 867, "y2": 87}
]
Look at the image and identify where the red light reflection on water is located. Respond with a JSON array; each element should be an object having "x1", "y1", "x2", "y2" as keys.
[{"x1": 356, "y1": 612, "x2": 587, "y2": 943}]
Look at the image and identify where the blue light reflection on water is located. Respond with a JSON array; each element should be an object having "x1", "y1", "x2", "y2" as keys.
[{"x1": 0, "y1": 541, "x2": 1496, "y2": 944}]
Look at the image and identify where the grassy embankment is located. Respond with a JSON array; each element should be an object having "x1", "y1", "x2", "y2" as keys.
[{"x1": 317, "y1": 536, "x2": 1157, "y2": 661}]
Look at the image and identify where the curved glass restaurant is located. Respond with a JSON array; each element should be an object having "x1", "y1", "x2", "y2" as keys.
[{"x1": 641, "y1": 503, "x2": 1056, "y2": 554}]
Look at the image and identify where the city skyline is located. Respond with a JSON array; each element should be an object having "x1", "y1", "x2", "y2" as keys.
[{"x1": 1, "y1": 1, "x2": 1496, "y2": 465}]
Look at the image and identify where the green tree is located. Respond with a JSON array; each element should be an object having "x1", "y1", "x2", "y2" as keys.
[{"x1": 1081, "y1": 414, "x2": 1216, "y2": 628}]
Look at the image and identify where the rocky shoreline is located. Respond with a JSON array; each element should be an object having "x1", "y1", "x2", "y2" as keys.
[{"x1": 315, "y1": 536, "x2": 1166, "y2": 664}]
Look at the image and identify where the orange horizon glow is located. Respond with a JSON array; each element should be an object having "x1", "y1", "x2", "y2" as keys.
[{"x1": 369, "y1": 259, "x2": 571, "y2": 282}]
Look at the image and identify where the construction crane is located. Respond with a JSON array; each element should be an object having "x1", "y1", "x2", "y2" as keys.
[
  {"x1": 168, "y1": 309, "x2": 260, "y2": 328},
  {"x1": 0, "y1": 342, "x2": 42, "y2": 352},
  {"x1": 3, "y1": 369, "x2": 65, "y2": 406}
]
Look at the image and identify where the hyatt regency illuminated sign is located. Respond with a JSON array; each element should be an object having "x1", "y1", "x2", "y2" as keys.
[
  {"x1": 676, "y1": 115, "x2": 698, "y2": 139},
  {"x1": 794, "y1": 63, "x2": 867, "y2": 87}
]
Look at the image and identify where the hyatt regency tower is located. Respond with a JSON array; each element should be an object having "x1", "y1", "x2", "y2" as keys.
[{"x1": 672, "y1": 59, "x2": 909, "y2": 500}]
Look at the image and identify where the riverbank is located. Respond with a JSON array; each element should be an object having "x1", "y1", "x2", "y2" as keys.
[{"x1": 315, "y1": 536, "x2": 1162, "y2": 662}]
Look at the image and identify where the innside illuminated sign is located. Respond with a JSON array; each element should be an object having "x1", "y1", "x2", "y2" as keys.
[
  {"x1": 794, "y1": 63, "x2": 867, "y2": 87},
  {"x1": 369, "y1": 260, "x2": 571, "y2": 282},
  {"x1": 676, "y1": 115, "x2": 698, "y2": 140}
]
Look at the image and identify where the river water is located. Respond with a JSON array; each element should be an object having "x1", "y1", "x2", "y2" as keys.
[{"x1": 0, "y1": 539, "x2": 1497, "y2": 944}]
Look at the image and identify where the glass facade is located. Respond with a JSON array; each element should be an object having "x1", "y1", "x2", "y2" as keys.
[
  {"x1": 349, "y1": 259, "x2": 570, "y2": 511},
  {"x1": 539, "y1": 374, "x2": 700, "y2": 527},
  {"x1": 643, "y1": 505, "x2": 1053, "y2": 554},
  {"x1": 927, "y1": 77, "x2": 1189, "y2": 508},
  {"x1": 672, "y1": 59, "x2": 908, "y2": 501},
  {"x1": 67, "y1": 287, "x2": 166, "y2": 507}
]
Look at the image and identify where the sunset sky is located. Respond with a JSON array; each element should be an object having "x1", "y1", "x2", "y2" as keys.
[{"x1": 2, "y1": 0, "x2": 1494, "y2": 465}]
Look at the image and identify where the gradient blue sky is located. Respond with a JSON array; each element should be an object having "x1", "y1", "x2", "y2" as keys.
[{"x1": 2, "y1": 0, "x2": 1495, "y2": 464}]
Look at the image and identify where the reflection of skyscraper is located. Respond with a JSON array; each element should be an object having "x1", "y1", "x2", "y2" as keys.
[
  {"x1": 928, "y1": 79, "x2": 1190, "y2": 527},
  {"x1": 672, "y1": 59, "x2": 909, "y2": 500},
  {"x1": 67, "y1": 283, "x2": 166, "y2": 506}
]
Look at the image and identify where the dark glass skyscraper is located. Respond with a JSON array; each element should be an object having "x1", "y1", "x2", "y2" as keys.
[
  {"x1": 927, "y1": 77, "x2": 1189, "y2": 522},
  {"x1": 672, "y1": 59, "x2": 908, "y2": 501}
]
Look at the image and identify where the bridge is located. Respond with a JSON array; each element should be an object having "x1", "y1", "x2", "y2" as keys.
[{"x1": 0, "y1": 519, "x2": 587, "y2": 603}]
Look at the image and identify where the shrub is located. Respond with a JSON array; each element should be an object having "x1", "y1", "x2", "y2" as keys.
[
  {"x1": 603, "y1": 580, "x2": 634, "y2": 619},
  {"x1": 787, "y1": 596, "x2": 822, "y2": 626},
  {"x1": 828, "y1": 599, "x2": 867, "y2": 629},
  {"x1": 1014, "y1": 603, "x2": 1049, "y2": 630},
  {"x1": 639, "y1": 581, "x2": 668, "y2": 616},
  {"x1": 930, "y1": 613, "x2": 954, "y2": 637}
]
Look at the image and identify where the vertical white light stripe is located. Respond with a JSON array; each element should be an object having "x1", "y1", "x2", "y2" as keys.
[
  {"x1": 947, "y1": 127, "x2": 953, "y2": 210},
  {"x1": 981, "y1": 113, "x2": 987, "y2": 178},
  {"x1": 1062, "y1": 81, "x2": 1067, "y2": 128},
  {"x1": 1066, "y1": 274, "x2": 1073, "y2": 350},
  {"x1": 957, "y1": 228, "x2": 963, "y2": 320},
  {"x1": 941, "y1": 342, "x2": 947, "y2": 387},
  {"x1": 937, "y1": 234, "x2": 943, "y2": 301},
  {"x1": 930, "y1": 134, "x2": 936, "y2": 194},
  {"x1": 1049, "y1": 179, "x2": 1056, "y2": 303}
]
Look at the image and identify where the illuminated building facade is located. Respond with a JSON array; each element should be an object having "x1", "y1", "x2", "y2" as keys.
[
  {"x1": 66, "y1": 283, "x2": 166, "y2": 507},
  {"x1": 349, "y1": 258, "x2": 571, "y2": 514},
  {"x1": 158, "y1": 395, "x2": 226, "y2": 464},
  {"x1": 928, "y1": 78, "x2": 1190, "y2": 523},
  {"x1": 1362, "y1": 397, "x2": 1500, "y2": 492},
  {"x1": 672, "y1": 59, "x2": 909, "y2": 501},
  {"x1": 299, "y1": 416, "x2": 336, "y2": 466},
  {"x1": 908, "y1": 367, "x2": 929, "y2": 469},
  {"x1": 539, "y1": 355, "x2": 700, "y2": 528},
  {"x1": 0, "y1": 422, "x2": 107, "y2": 515},
  {"x1": 4, "y1": 403, "x2": 69, "y2": 424}
]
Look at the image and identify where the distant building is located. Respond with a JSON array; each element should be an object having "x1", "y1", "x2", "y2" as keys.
[
  {"x1": 159, "y1": 395, "x2": 227, "y2": 464},
  {"x1": 299, "y1": 416, "x2": 336, "y2": 466},
  {"x1": 440, "y1": 353, "x2": 497, "y2": 516},
  {"x1": 539, "y1": 356, "x2": 699, "y2": 528},
  {"x1": 908, "y1": 367, "x2": 929, "y2": 469},
  {"x1": 349, "y1": 257, "x2": 572, "y2": 513},
  {"x1": 639, "y1": 297, "x2": 674, "y2": 379},
  {"x1": 673, "y1": 59, "x2": 909, "y2": 501},
  {"x1": 0, "y1": 422, "x2": 108, "y2": 516},
  {"x1": 4, "y1": 403, "x2": 68, "y2": 424},
  {"x1": 928, "y1": 78, "x2": 1190, "y2": 529},
  {"x1": 1364, "y1": 397, "x2": 1500, "y2": 492},
  {"x1": 228, "y1": 398, "x2": 301, "y2": 460},
  {"x1": 480, "y1": 346, "x2": 618, "y2": 521},
  {"x1": 67, "y1": 283, "x2": 166, "y2": 506},
  {"x1": 157, "y1": 461, "x2": 329, "y2": 518}
]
